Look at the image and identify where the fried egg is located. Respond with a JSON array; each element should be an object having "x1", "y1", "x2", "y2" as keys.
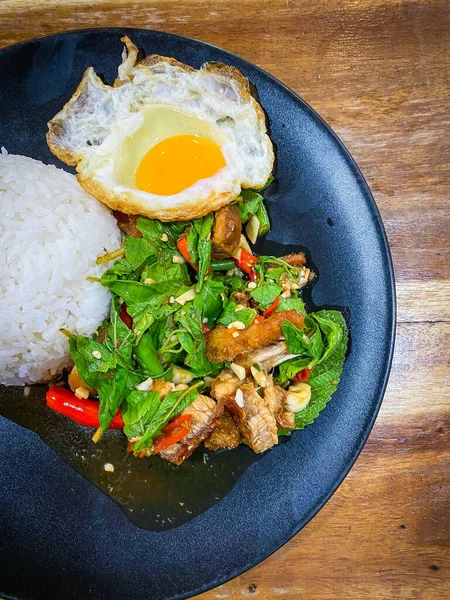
[{"x1": 47, "y1": 37, "x2": 274, "y2": 221}]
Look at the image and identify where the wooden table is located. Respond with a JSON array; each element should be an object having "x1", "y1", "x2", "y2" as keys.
[{"x1": 1, "y1": 1, "x2": 449, "y2": 598}]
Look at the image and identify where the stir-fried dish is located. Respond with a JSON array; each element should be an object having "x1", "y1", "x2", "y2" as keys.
[{"x1": 47, "y1": 185, "x2": 347, "y2": 465}]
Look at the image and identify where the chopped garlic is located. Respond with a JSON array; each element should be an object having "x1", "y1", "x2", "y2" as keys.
[
  {"x1": 92, "y1": 350, "x2": 102, "y2": 359},
  {"x1": 175, "y1": 288, "x2": 196, "y2": 305},
  {"x1": 247, "y1": 281, "x2": 257, "y2": 289},
  {"x1": 235, "y1": 388, "x2": 244, "y2": 407},
  {"x1": 135, "y1": 377, "x2": 153, "y2": 391},
  {"x1": 104, "y1": 463, "x2": 114, "y2": 473},
  {"x1": 235, "y1": 304, "x2": 246, "y2": 311},
  {"x1": 172, "y1": 255, "x2": 186, "y2": 264},
  {"x1": 230, "y1": 362, "x2": 246, "y2": 380},
  {"x1": 75, "y1": 386, "x2": 89, "y2": 400},
  {"x1": 281, "y1": 290, "x2": 291, "y2": 298},
  {"x1": 227, "y1": 321, "x2": 246, "y2": 330},
  {"x1": 172, "y1": 365, "x2": 193, "y2": 385},
  {"x1": 285, "y1": 383, "x2": 311, "y2": 413},
  {"x1": 144, "y1": 277, "x2": 155, "y2": 285},
  {"x1": 239, "y1": 234, "x2": 252, "y2": 254},
  {"x1": 160, "y1": 233, "x2": 168, "y2": 242},
  {"x1": 169, "y1": 296, "x2": 175, "y2": 304},
  {"x1": 232, "y1": 331, "x2": 240, "y2": 338},
  {"x1": 246, "y1": 214, "x2": 260, "y2": 244},
  {"x1": 23, "y1": 386, "x2": 30, "y2": 397},
  {"x1": 250, "y1": 365, "x2": 268, "y2": 387}
]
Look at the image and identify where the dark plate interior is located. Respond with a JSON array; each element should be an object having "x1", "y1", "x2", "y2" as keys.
[{"x1": 0, "y1": 28, "x2": 395, "y2": 600}]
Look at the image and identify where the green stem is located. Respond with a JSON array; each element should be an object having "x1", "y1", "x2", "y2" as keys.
[
  {"x1": 256, "y1": 204, "x2": 270, "y2": 236},
  {"x1": 96, "y1": 248, "x2": 125, "y2": 265},
  {"x1": 210, "y1": 259, "x2": 235, "y2": 271}
]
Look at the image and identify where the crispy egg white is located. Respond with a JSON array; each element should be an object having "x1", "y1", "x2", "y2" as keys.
[{"x1": 47, "y1": 37, "x2": 274, "y2": 221}]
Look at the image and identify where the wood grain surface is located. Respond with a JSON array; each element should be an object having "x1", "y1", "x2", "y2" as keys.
[{"x1": 1, "y1": 1, "x2": 449, "y2": 598}]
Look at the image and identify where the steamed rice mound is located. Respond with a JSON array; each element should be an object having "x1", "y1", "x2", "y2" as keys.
[{"x1": 0, "y1": 152, "x2": 122, "y2": 385}]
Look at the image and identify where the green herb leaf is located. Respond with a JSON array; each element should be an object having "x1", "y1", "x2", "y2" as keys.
[
  {"x1": 192, "y1": 213, "x2": 214, "y2": 291},
  {"x1": 105, "y1": 299, "x2": 136, "y2": 366},
  {"x1": 276, "y1": 297, "x2": 306, "y2": 314},
  {"x1": 133, "y1": 382, "x2": 203, "y2": 451},
  {"x1": 122, "y1": 390, "x2": 161, "y2": 438},
  {"x1": 217, "y1": 300, "x2": 256, "y2": 328},
  {"x1": 193, "y1": 279, "x2": 226, "y2": 325},
  {"x1": 294, "y1": 310, "x2": 348, "y2": 429},
  {"x1": 236, "y1": 190, "x2": 263, "y2": 223},
  {"x1": 250, "y1": 283, "x2": 282, "y2": 309},
  {"x1": 123, "y1": 235, "x2": 157, "y2": 270},
  {"x1": 96, "y1": 367, "x2": 130, "y2": 432}
]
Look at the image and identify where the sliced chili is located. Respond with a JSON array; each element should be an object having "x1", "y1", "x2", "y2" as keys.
[
  {"x1": 177, "y1": 237, "x2": 198, "y2": 270},
  {"x1": 46, "y1": 387, "x2": 124, "y2": 429},
  {"x1": 153, "y1": 414, "x2": 192, "y2": 452},
  {"x1": 254, "y1": 315, "x2": 265, "y2": 323},
  {"x1": 263, "y1": 296, "x2": 280, "y2": 316},
  {"x1": 119, "y1": 302, "x2": 133, "y2": 329},
  {"x1": 232, "y1": 249, "x2": 258, "y2": 281},
  {"x1": 202, "y1": 322, "x2": 212, "y2": 335},
  {"x1": 293, "y1": 368, "x2": 312, "y2": 383}
]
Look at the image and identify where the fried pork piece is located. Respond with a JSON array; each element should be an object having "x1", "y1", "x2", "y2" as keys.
[
  {"x1": 235, "y1": 340, "x2": 299, "y2": 370},
  {"x1": 211, "y1": 205, "x2": 242, "y2": 259},
  {"x1": 206, "y1": 310, "x2": 305, "y2": 363},
  {"x1": 204, "y1": 408, "x2": 242, "y2": 451},
  {"x1": 229, "y1": 383, "x2": 278, "y2": 453},
  {"x1": 158, "y1": 395, "x2": 218, "y2": 465},
  {"x1": 210, "y1": 369, "x2": 243, "y2": 400},
  {"x1": 280, "y1": 253, "x2": 306, "y2": 267},
  {"x1": 262, "y1": 373, "x2": 295, "y2": 429},
  {"x1": 113, "y1": 211, "x2": 142, "y2": 237}
]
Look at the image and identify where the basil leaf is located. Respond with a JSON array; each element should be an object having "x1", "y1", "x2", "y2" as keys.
[
  {"x1": 236, "y1": 190, "x2": 263, "y2": 223},
  {"x1": 277, "y1": 357, "x2": 311, "y2": 386},
  {"x1": 294, "y1": 311, "x2": 347, "y2": 429},
  {"x1": 104, "y1": 280, "x2": 164, "y2": 305},
  {"x1": 311, "y1": 312, "x2": 343, "y2": 366},
  {"x1": 250, "y1": 283, "x2": 282, "y2": 308},
  {"x1": 137, "y1": 217, "x2": 186, "y2": 249},
  {"x1": 122, "y1": 390, "x2": 161, "y2": 438},
  {"x1": 281, "y1": 321, "x2": 311, "y2": 356},
  {"x1": 276, "y1": 297, "x2": 306, "y2": 314},
  {"x1": 69, "y1": 336, "x2": 116, "y2": 383},
  {"x1": 133, "y1": 383, "x2": 203, "y2": 451},
  {"x1": 105, "y1": 299, "x2": 136, "y2": 366},
  {"x1": 123, "y1": 235, "x2": 157, "y2": 270},
  {"x1": 217, "y1": 301, "x2": 256, "y2": 328},
  {"x1": 193, "y1": 279, "x2": 226, "y2": 324},
  {"x1": 96, "y1": 367, "x2": 130, "y2": 432},
  {"x1": 192, "y1": 213, "x2": 214, "y2": 291}
]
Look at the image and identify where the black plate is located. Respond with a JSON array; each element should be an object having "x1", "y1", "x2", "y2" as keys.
[{"x1": 0, "y1": 28, "x2": 395, "y2": 600}]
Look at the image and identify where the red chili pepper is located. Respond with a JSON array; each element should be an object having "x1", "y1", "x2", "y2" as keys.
[
  {"x1": 232, "y1": 249, "x2": 258, "y2": 281},
  {"x1": 177, "y1": 237, "x2": 198, "y2": 271},
  {"x1": 293, "y1": 368, "x2": 312, "y2": 383},
  {"x1": 255, "y1": 315, "x2": 265, "y2": 323},
  {"x1": 153, "y1": 413, "x2": 192, "y2": 452},
  {"x1": 263, "y1": 296, "x2": 280, "y2": 316},
  {"x1": 120, "y1": 302, "x2": 133, "y2": 329},
  {"x1": 46, "y1": 387, "x2": 124, "y2": 429},
  {"x1": 202, "y1": 322, "x2": 211, "y2": 335}
]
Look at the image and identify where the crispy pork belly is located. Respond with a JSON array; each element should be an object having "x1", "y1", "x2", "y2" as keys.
[
  {"x1": 206, "y1": 310, "x2": 305, "y2": 363},
  {"x1": 158, "y1": 395, "x2": 218, "y2": 465}
]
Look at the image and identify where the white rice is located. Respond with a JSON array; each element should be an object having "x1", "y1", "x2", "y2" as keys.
[{"x1": 0, "y1": 151, "x2": 122, "y2": 385}]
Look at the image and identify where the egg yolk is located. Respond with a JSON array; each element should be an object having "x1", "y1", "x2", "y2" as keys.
[{"x1": 135, "y1": 135, "x2": 226, "y2": 196}]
